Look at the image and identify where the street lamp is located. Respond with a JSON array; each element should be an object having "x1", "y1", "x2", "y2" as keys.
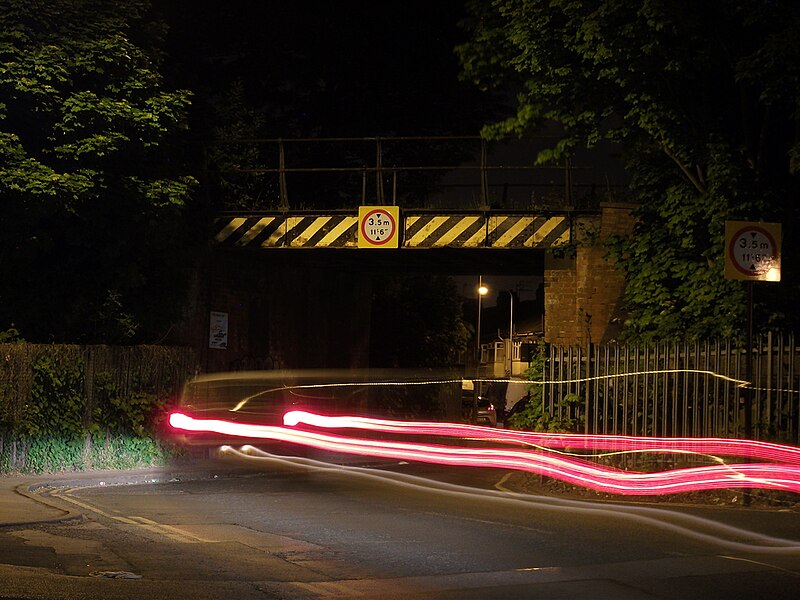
[
  {"x1": 506, "y1": 289, "x2": 514, "y2": 375},
  {"x1": 476, "y1": 277, "x2": 488, "y2": 369},
  {"x1": 474, "y1": 277, "x2": 488, "y2": 424}
]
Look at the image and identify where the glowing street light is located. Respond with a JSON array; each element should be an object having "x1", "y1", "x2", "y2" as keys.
[
  {"x1": 473, "y1": 277, "x2": 489, "y2": 424},
  {"x1": 476, "y1": 277, "x2": 488, "y2": 367},
  {"x1": 505, "y1": 289, "x2": 514, "y2": 375}
]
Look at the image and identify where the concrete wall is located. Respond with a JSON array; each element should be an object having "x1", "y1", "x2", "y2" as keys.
[{"x1": 544, "y1": 203, "x2": 636, "y2": 345}]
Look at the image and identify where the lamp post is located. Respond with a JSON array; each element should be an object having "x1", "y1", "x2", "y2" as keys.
[
  {"x1": 507, "y1": 289, "x2": 514, "y2": 375},
  {"x1": 476, "y1": 277, "x2": 488, "y2": 368},
  {"x1": 474, "y1": 277, "x2": 488, "y2": 423}
]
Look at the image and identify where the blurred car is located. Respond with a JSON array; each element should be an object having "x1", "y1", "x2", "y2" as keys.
[
  {"x1": 461, "y1": 396, "x2": 497, "y2": 427},
  {"x1": 476, "y1": 397, "x2": 497, "y2": 427}
]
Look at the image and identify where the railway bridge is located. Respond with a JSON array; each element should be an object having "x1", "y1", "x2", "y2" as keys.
[{"x1": 197, "y1": 136, "x2": 634, "y2": 371}]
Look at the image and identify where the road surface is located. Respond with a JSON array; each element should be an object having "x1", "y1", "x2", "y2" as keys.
[{"x1": 1, "y1": 452, "x2": 799, "y2": 599}]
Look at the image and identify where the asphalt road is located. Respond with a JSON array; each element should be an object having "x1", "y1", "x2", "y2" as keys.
[{"x1": 1, "y1": 451, "x2": 799, "y2": 599}]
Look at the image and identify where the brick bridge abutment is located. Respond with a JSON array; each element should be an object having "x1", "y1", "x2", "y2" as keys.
[{"x1": 544, "y1": 203, "x2": 636, "y2": 345}]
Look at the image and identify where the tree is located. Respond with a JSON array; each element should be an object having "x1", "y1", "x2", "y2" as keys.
[
  {"x1": 369, "y1": 274, "x2": 470, "y2": 369},
  {"x1": 458, "y1": 0, "x2": 800, "y2": 339},
  {"x1": 202, "y1": 80, "x2": 283, "y2": 211},
  {"x1": 0, "y1": 0, "x2": 197, "y2": 342},
  {"x1": 368, "y1": 274, "x2": 470, "y2": 419},
  {"x1": 155, "y1": 0, "x2": 508, "y2": 212}
]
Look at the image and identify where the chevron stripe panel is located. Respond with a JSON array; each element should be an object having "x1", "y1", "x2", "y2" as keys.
[
  {"x1": 213, "y1": 216, "x2": 357, "y2": 248},
  {"x1": 214, "y1": 213, "x2": 570, "y2": 249},
  {"x1": 284, "y1": 216, "x2": 358, "y2": 247},
  {"x1": 404, "y1": 215, "x2": 485, "y2": 247},
  {"x1": 487, "y1": 215, "x2": 570, "y2": 248},
  {"x1": 404, "y1": 214, "x2": 570, "y2": 248}
]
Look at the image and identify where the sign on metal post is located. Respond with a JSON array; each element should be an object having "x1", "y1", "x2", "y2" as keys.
[
  {"x1": 724, "y1": 220, "x2": 781, "y2": 445},
  {"x1": 209, "y1": 311, "x2": 228, "y2": 349},
  {"x1": 724, "y1": 220, "x2": 781, "y2": 282},
  {"x1": 358, "y1": 206, "x2": 400, "y2": 248}
]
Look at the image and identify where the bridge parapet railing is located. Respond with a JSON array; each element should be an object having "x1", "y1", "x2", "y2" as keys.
[{"x1": 206, "y1": 136, "x2": 627, "y2": 212}]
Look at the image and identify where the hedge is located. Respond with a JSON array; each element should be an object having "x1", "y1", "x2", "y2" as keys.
[{"x1": 0, "y1": 344, "x2": 196, "y2": 473}]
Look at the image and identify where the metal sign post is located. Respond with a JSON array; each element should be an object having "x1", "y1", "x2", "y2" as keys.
[
  {"x1": 724, "y1": 221, "x2": 782, "y2": 439},
  {"x1": 745, "y1": 281, "x2": 754, "y2": 439}
]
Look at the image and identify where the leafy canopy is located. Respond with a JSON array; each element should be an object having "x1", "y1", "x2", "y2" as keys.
[
  {"x1": 458, "y1": 0, "x2": 800, "y2": 339},
  {"x1": 0, "y1": 0, "x2": 197, "y2": 342},
  {"x1": 369, "y1": 274, "x2": 471, "y2": 369}
]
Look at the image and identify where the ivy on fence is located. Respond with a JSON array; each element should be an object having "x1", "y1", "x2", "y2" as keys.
[{"x1": 0, "y1": 344, "x2": 196, "y2": 473}]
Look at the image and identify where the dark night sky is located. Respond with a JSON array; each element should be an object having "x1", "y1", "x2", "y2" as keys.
[
  {"x1": 156, "y1": 1, "x2": 503, "y2": 137},
  {"x1": 153, "y1": 3, "x2": 577, "y2": 339}
]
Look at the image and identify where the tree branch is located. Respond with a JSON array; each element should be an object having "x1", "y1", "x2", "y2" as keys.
[
  {"x1": 662, "y1": 144, "x2": 707, "y2": 194},
  {"x1": 756, "y1": 105, "x2": 770, "y2": 175}
]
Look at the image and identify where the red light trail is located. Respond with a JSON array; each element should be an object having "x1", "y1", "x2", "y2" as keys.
[
  {"x1": 169, "y1": 412, "x2": 800, "y2": 497},
  {"x1": 283, "y1": 411, "x2": 800, "y2": 466}
]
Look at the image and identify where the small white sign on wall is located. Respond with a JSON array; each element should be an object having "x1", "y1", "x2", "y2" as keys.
[{"x1": 209, "y1": 311, "x2": 228, "y2": 349}]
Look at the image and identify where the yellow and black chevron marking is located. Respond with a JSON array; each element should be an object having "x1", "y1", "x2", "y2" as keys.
[
  {"x1": 403, "y1": 214, "x2": 570, "y2": 248},
  {"x1": 214, "y1": 215, "x2": 358, "y2": 248},
  {"x1": 214, "y1": 213, "x2": 571, "y2": 249},
  {"x1": 404, "y1": 214, "x2": 486, "y2": 247},
  {"x1": 488, "y1": 215, "x2": 570, "y2": 248}
]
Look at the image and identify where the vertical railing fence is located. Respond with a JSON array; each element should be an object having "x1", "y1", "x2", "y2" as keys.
[
  {"x1": 213, "y1": 136, "x2": 628, "y2": 211},
  {"x1": 541, "y1": 333, "x2": 799, "y2": 444}
]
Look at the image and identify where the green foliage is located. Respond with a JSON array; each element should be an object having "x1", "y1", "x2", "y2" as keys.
[
  {"x1": 93, "y1": 371, "x2": 166, "y2": 436},
  {"x1": 459, "y1": 1, "x2": 800, "y2": 339},
  {"x1": 1, "y1": 432, "x2": 173, "y2": 473},
  {"x1": 0, "y1": 344, "x2": 193, "y2": 473},
  {"x1": 508, "y1": 342, "x2": 584, "y2": 432},
  {"x1": 26, "y1": 354, "x2": 85, "y2": 437},
  {"x1": 509, "y1": 391, "x2": 583, "y2": 433},
  {"x1": 369, "y1": 274, "x2": 471, "y2": 368},
  {"x1": 87, "y1": 431, "x2": 172, "y2": 470},
  {"x1": 0, "y1": 327, "x2": 22, "y2": 343},
  {"x1": 19, "y1": 436, "x2": 85, "y2": 473},
  {"x1": 0, "y1": 0, "x2": 198, "y2": 343}
]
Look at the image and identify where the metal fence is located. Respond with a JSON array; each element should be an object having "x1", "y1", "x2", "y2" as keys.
[
  {"x1": 0, "y1": 344, "x2": 197, "y2": 428},
  {"x1": 541, "y1": 333, "x2": 800, "y2": 444}
]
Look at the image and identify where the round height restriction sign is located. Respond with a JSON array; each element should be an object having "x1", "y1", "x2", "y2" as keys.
[
  {"x1": 358, "y1": 206, "x2": 399, "y2": 248},
  {"x1": 725, "y1": 221, "x2": 781, "y2": 281}
]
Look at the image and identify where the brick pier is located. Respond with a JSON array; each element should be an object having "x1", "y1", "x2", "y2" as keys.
[{"x1": 544, "y1": 203, "x2": 636, "y2": 345}]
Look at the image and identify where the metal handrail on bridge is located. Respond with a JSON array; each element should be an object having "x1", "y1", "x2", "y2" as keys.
[{"x1": 210, "y1": 136, "x2": 619, "y2": 211}]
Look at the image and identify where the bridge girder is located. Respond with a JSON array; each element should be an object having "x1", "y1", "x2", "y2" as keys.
[{"x1": 214, "y1": 210, "x2": 578, "y2": 250}]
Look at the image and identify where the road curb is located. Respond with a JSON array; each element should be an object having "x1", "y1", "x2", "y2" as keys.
[
  {"x1": 0, "y1": 482, "x2": 84, "y2": 529},
  {"x1": 0, "y1": 464, "x2": 235, "y2": 529}
]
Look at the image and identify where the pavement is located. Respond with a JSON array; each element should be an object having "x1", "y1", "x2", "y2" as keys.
[{"x1": 0, "y1": 456, "x2": 243, "y2": 529}]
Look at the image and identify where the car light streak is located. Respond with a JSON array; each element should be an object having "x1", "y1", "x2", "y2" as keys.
[
  {"x1": 169, "y1": 412, "x2": 800, "y2": 496},
  {"x1": 208, "y1": 368, "x2": 752, "y2": 414},
  {"x1": 283, "y1": 411, "x2": 800, "y2": 466}
]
